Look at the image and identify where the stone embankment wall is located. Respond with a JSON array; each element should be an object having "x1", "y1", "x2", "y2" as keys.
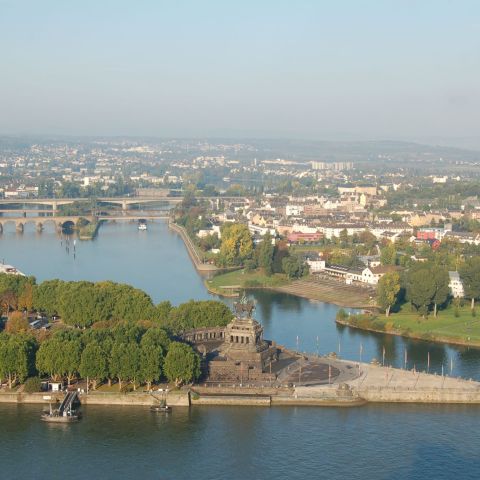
[
  {"x1": 168, "y1": 222, "x2": 217, "y2": 272},
  {"x1": 192, "y1": 395, "x2": 271, "y2": 406},
  {"x1": 358, "y1": 388, "x2": 480, "y2": 404},
  {"x1": 0, "y1": 392, "x2": 64, "y2": 404},
  {"x1": 0, "y1": 391, "x2": 191, "y2": 407}
]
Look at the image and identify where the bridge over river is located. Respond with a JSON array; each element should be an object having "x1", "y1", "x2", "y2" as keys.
[
  {"x1": 0, "y1": 213, "x2": 169, "y2": 232},
  {"x1": 0, "y1": 196, "x2": 183, "y2": 212}
]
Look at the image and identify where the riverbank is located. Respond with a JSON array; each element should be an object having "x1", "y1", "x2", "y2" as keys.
[
  {"x1": 336, "y1": 305, "x2": 480, "y2": 348},
  {"x1": 206, "y1": 269, "x2": 373, "y2": 308},
  {"x1": 3, "y1": 357, "x2": 480, "y2": 406},
  {"x1": 168, "y1": 221, "x2": 219, "y2": 272}
]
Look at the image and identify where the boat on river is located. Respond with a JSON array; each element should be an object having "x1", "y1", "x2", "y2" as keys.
[
  {"x1": 150, "y1": 404, "x2": 171, "y2": 413},
  {"x1": 41, "y1": 410, "x2": 81, "y2": 423},
  {"x1": 138, "y1": 223, "x2": 147, "y2": 231},
  {"x1": 41, "y1": 391, "x2": 81, "y2": 423}
]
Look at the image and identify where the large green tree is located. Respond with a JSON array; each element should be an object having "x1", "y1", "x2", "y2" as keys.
[
  {"x1": 431, "y1": 266, "x2": 450, "y2": 317},
  {"x1": 377, "y1": 272, "x2": 401, "y2": 317},
  {"x1": 79, "y1": 343, "x2": 108, "y2": 390},
  {"x1": 167, "y1": 300, "x2": 232, "y2": 332},
  {"x1": 282, "y1": 256, "x2": 309, "y2": 279},
  {"x1": 256, "y1": 232, "x2": 275, "y2": 275},
  {"x1": 219, "y1": 223, "x2": 253, "y2": 267},
  {"x1": 163, "y1": 342, "x2": 200, "y2": 386},
  {"x1": 460, "y1": 257, "x2": 480, "y2": 310},
  {"x1": 380, "y1": 243, "x2": 397, "y2": 266},
  {"x1": 110, "y1": 342, "x2": 141, "y2": 390},
  {"x1": 139, "y1": 344, "x2": 163, "y2": 390},
  {"x1": 36, "y1": 337, "x2": 81, "y2": 384},
  {"x1": 0, "y1": 334, "x2": 36, "y2": 388},
  {"x1": 406, "y1": 265, "x2": 450, "y2": 317}
]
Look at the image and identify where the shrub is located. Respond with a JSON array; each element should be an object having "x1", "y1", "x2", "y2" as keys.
[{"x1": 24, "y1": 377, "x2": 42, "y2": 393}]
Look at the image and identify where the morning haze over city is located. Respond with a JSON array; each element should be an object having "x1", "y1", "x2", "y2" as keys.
[{"x1": 0, "y1": 2, "x2": 480, "y2": 480}]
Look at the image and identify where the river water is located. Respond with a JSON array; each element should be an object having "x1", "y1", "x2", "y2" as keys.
[{"x1": 1, "y1": 220, "x2": 479, "y2": 479}]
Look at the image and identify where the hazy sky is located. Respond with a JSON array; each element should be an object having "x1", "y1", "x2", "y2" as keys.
[{"x1": 1, "y1": 0, "x2": 479, "y2": 141}]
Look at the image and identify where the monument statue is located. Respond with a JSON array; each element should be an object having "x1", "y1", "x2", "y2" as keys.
[{"x1": 234, "y1": 293, "x2": 255, "y2": 319}]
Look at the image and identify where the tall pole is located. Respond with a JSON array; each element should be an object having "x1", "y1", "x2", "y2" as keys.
[
  {"x1": 296, "y1": 335, "x2": 299, "y2": 353},
  {"x1": 427, "y1": 352, "x2": 430, "y2": 373},
  {"x1": 359, "y1": 343, "x2": 363, "y2": 363},
  {"x1": 316, "y1": 336, "x2": 319, "y2": 357},
  {"x1": 382, "y1": 346, "x2": 385, "y2": 367},
  {"x1": 404, "y1": 348, "x2": 407, "y2": 369}
]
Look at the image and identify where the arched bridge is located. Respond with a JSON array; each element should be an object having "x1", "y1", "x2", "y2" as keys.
[
  {"x1": 0, "y1": 196, "x2": 183, "y2": 212},
  {"x1": 0, "y1": 213, "x2": 171, "y2": 232},
  {"x1": 0, "y1": 216, "x2": 95, "y2": 233}
]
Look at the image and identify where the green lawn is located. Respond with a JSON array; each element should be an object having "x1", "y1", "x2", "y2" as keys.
[
  {"x1": 206, "y1": 269, "x2": 289, "y2": 295},
  {"x1": 346, "y1": 305, "x2": 480, "y2": 345}
]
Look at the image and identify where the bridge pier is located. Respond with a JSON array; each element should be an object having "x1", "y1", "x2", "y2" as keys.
[
  {"x1": 0, "y1": 223, "x2": 2, "y2": 234},
  {"x1": 16, "y1": 222, "x2": 24, "y2": 233},
  {"x1": 36, "y1": 222, "x2": 43, "y2": 233},
  {"x1": 122, "y1": 200, "x2": 128, "y2": 211}
]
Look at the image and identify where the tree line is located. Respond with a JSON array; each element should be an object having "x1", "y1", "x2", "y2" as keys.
[
  {"x1": 0, "y1": 324, "x2": 200, "y2": 390},
  {"x1": 376, "y1": 256, "x2": 480, "y2": 318},
  {"x1": 0, "y1": 276, "x2": 237, "y2": 390},
  {"x1": 0, "y1": 275, "x2": 232, "y2": 332}
]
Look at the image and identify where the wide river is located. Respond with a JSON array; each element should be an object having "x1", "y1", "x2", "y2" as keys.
[{"x1": 1, "y1": 221, "x2": 479, "y2": 479}]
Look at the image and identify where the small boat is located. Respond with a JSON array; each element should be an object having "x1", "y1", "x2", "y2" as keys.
[
  {"x1": 41, "y1": 392, "x2": 81, "y2": 423},
  {"x1": 150, "y1": 398, "x2": 170, "y2": 413},
  {"x1": 41, "y1": 411, "x2": 81, "y2": 423},
  {"x1": 41, "y1": 404, "x2": 81, "y2": 423},
  {"x1": 150, "y1": 404, "x2": 170, "y2": 413},
  {"x1": 138, "y1": 223, "x2": 147, "y2": 231}
]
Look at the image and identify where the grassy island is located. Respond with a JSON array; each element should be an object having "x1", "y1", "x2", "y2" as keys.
[
  {"x1": 336, "y1": 305, "x2": 480, "y2": 347},
  {"x1": 78, "y1": 220, "x2": 101, "y2": 240}
]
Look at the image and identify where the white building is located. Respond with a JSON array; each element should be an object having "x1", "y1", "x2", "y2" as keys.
[
  {"x1": 306, "y1": 258, "x2": 326, "y2": 273},
  {"x1": 448, "y1": 271, "x2": 465, "y2": 298},
  {"x1": 285, "y1": 204, "x2": 304, "y2": 217}
]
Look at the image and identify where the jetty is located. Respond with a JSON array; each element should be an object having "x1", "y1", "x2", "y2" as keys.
[{"x1": 41, "y1": 391, "x2": 80, "y2": 422}]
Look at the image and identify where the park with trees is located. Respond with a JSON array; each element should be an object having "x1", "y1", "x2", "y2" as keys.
[
  {"x1": 337, "y1": 254, "x2": 480, "y2": 346},
  {"x1": 0, "y1": 275, "x2": 235, "y2": 391}
]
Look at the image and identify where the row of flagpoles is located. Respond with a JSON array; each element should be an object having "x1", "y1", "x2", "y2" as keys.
[{"x1": 295, "y1": 335, "x2": 455, "y2": 376}]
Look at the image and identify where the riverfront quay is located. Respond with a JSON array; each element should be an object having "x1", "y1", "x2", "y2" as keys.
[{"x1": 3, "y1": 356, "x2": 480, "y2": 407}]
